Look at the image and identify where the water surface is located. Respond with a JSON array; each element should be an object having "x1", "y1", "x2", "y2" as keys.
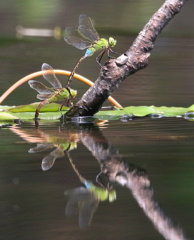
[{"x1": 0, "y1": 118, "x2": 194, "y2": 240}]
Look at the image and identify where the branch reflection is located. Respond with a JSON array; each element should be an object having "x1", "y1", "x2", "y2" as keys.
[{"x1": 11, "y1": 123, "x2": 187, "y2": 239}]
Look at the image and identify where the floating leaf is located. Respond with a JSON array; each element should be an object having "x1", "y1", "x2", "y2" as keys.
[
  {"x1": 0, "y1": 112, "x2": 19, "y2": 121},
  {"x1": 1, "y1": 104, "x2": 194, "y2": 121},
  {"x1": 9, "y1": 102, "x2": 68, "y2": 113},
  {"x1": 95, "y1": 105, "x2": 194, "y2": 120}
]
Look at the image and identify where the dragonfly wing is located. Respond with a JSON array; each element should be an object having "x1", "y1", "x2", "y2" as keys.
[
  {"x1": 64, "y1": 187, "x2": 88, "y2": 217},
  {"x1": 42, "y1": 63, "x2": 62, "y2": 89},
  {"x1": 28, "y1": 80, "x2": 54, "y2": 94},
  {"x1": 78, "y1": 14, "x2": 99, "y2": 43},
  {"x1": 28, "y1": 143, "x2": 55, "y2": 153},
  {"x1": 41, "y1": 147, "x2": 65, "y2": 171},
  {"x1": 36, "y1": 94, "x2": 53, "y2": 100},
  {"x1": 64, "y1": 187, "x2": 99, "y2": 228},
  {"x1": 79, "y1": 192, "x2": 99, "y2": 228},
  {"x1": 64, "y1": 27, "x2": 91, "y2": 50}
]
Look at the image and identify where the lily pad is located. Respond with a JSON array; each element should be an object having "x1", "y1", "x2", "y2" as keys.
[
  {"x1": 95, "y1": 105, "x2": 194, "y2": 120},
  {"x1": 9, "y1": 102, "x2": 68, "y2": 113},
  {"x1": 1, "y1": 104, "x2": 194, "y2": 121},
  {"x1": 0, "y1": 112, "x2": 19, "y2": 120}
]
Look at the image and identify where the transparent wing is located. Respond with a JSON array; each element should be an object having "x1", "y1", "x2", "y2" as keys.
[
  {"x1": 36, "y1": 94, "x2": 53, "y2": 101},
  {"x1": 64, "y1": 188, "x2": 88, "y2": 217},
  {"x1": 64, "y1": 187, "x2": 99, "y2": 228},
  {"x1": 28, "y1": 143, "x2": 55, "y2": 153},
  {"x1": 28, "y1": 80, "x2": 54, "y2": 95},
  {"x1": 64, "y1": 27, "x2": 91, "y2": 50},
  {"x1": 41, "y1": 147, "x2": 65, "y2": 171},
  {"x1": 78, "y1": 14, "x2": 99, "y2": 43},
  {"x1": 42, "y1": 63, "x2": 62, "y2": 89},
  {"x1": 79, "y1": 192, "x2": 99, "y2": 228}
]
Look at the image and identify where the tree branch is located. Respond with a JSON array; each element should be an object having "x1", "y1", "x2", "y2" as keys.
[{"x1": 62, "y1": 0, "x2": 187, "y2": 119}]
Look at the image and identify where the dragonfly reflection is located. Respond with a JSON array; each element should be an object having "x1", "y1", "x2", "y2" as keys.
[
  {"x1": 28, "y1": 142, "x2": 77, "y2": 171},
  {"x1": 64, "y1": 151, "x2": 116, "y2": 228}
]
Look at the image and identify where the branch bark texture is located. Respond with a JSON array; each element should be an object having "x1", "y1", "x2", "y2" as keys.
[{"x1": 63, "y1": 0, "x2": 187, "y2": 119}]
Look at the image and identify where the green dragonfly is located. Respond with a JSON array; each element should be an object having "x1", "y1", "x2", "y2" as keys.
[
  {"x1": 66, "y1": 151, "x2": 116, "y2": 202},
  {"x1": 28, "y1": 63, "x2": 77, "y2": 119},
  {"x1": 65, "y1": 150, "x2": 116, "y2": 228},
  {"x1": 64, "y1": 183, "x2": 116, "y2": 228},
  {"x1": 64, "y1": 14, "x2": 117, "y2": 87}
]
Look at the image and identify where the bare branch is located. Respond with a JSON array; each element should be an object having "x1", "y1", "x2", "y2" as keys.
[{"x1": 62, "y1": 0, "x2": 188, "y2": 119}]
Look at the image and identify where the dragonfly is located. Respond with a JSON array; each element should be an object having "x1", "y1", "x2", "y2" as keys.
[
  {"x1": 66, "y1": 151, "x2": 116, "y2": 202},
  {"x1": 65, "y1": 151, "x2": 116, "y2": 228},
  {"x1": 64, "y1": 183, "x2": 116, "y2": 228},
  {"x1": 64, "y1": 14, "x2": 117, "y2": 88},
  {"x1": 28, "y1": 63, "x2": 77, "y2": 119}
]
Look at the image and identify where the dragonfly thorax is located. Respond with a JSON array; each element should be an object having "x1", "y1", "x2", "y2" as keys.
[{"x1": 84, "y1": 38, "x2": 114, "y2": 58}]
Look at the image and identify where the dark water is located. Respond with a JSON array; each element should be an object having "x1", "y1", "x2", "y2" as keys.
[
  {"x1": 1, "y1": 1, "x2": 194, "y2": 240},
  {"x1": 1, "y1": 118, "x2": 194, "y2": 240}
]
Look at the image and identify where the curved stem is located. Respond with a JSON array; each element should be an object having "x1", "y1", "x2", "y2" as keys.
[{"x1": 0, "y1": 70, "x2": 123, "y2": 108}]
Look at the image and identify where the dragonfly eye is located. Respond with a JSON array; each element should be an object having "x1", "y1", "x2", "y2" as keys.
[{"x1": 109, "y1": 37, "x2": 117, "y2": 48}]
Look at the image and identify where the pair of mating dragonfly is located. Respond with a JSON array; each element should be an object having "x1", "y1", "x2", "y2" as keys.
[{"x1": 29, "y1": 14, "x2": 117, "y2": 118}]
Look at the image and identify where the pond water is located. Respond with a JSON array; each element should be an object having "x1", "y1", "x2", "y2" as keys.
[
  {"x1": 1, "y1": 1, "x2": 194, "y2": 240},
  {"x1": 1, "y1": 118, "x2": 194, "y2": 240}
]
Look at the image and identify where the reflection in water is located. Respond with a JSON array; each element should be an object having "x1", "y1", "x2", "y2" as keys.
[
  {"x1": 64, "y1": 187, "x2": 99, "y2": 229},
  {"x1": 64, "y1": 151, "x2": 116, "y2": 228},
  {"x1": 29, "y1": 142, "x2": 76, "y2": 171},
  {"x1": 80, "y1": 126, "x2": 188, "y2": 240},
  {"x1": 27, "y1": 126, "x2": 117, "y2": 228},
  {"x1": 12, "y1": 123, "x2": 188, "y2": 239},
  {"x1": 29, "y1": 143, "x2": 65, "y2": 171}
]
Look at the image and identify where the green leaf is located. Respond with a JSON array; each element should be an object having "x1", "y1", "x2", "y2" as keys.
[
  {"x1": 13, "y1": 111, "x2": 63, "y2": 120},
  {"x1": 95, "y1": 105, "x2": 194, "y2": 120},
  {"x1": 0, "y1": 112, "x2": 19, "y2": 121},
  {"x1": 1, "y1": 104, "x2": 194, "y2": 121},
  {"x1": 9, "y1": 102, "x2": 68, "y2": 113}
]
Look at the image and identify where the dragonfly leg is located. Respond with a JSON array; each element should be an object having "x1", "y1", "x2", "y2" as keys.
[
  {"x1": 96, "y1": 50, "x2": 106, "y2": 66},
  {"x1": 59, "y1": 102, "x2": 65, "y2": 111},
  {"x1": 59, "y1": 87, "x2": 74, "y2": 110},
  {"x1": 96, "y1": 171, "x2": 112, "y2": 189},
  {"x1": 96, "y1": 171, "x2": 105, "y2": 188},
  {"x1": 67, "y1": 98, "x2": 73, "y2": 107},
  {"x1": 59, "y1": 98, "x2": 72, "y2": 110},
  {"x1": 107, "y1": 48, "x2": 119, "y2": 59}
]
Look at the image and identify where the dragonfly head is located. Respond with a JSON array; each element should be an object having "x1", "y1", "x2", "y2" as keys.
[{"x1": 108, "y1": 37, "x2": 117, "y2": 48}]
